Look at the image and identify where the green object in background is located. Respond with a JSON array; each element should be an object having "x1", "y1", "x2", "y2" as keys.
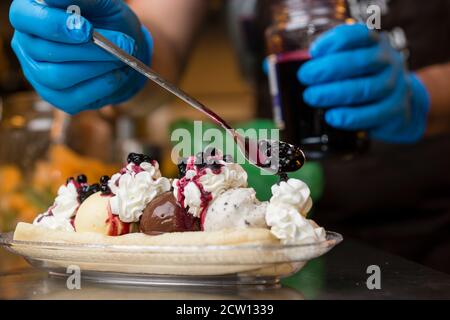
[
  {"x1": 0, "y1": 210, "x2": 18, "y2": 233},
  {"x1": 169, "y1": 119, "x2": 324, "y2": 202}
]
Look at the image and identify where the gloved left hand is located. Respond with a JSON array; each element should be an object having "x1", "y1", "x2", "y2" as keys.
[{"x1": 298, "y1": 23, "x2": 430, "y2": 143}]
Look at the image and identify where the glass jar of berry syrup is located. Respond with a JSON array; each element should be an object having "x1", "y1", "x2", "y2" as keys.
[{"x1": 265, "y1": 0, "x2": 370, "y2": 160}]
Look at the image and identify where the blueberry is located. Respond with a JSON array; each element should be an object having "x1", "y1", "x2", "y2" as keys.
[
  {"x1": 100, "y1": 184, "x2": 110, "y2": 194},
  {"x1": 78, "y1": 182, "x2": 102, "y2": 203},
  {"x1": 127, "y1": 152, "x2": 152, "y2": 165},
  {"x1": 77, "y1": 174, "x2": 87, "y2": 184},
  {"x1": 127, "y1": 153, "x2": 138, "y2": 164},
  {"x1": 100, "y1": 175, "x2": 110, "y2": 184},
  {"x1": 141, "y1": 154, "x2": 152, "y2": 163},
  {"x1": 276, "y1": 142, "x2": 305, "y2": 174}
]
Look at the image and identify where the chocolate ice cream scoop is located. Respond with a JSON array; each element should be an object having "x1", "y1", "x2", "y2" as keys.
[{"x1": 140, "y1": 192, "x2": 200, "y2": 235}]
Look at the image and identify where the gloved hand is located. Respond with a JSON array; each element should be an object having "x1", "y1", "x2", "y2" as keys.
[
  {"x1": 10, "y1": 0, "x2": 153, "y2": 114},
  {"x1": 298, "y1": 23, "x2": 430, "y2": 143}
]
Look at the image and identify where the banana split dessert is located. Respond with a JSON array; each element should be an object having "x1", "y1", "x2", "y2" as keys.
[{"x1": 6, "y1": 149, "x2": 339, "y2": 277}]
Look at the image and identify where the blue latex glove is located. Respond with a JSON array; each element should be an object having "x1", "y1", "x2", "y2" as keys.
[
  {"x1": 298, "y1": 23, "x2": 430, "y2": 143},
  {"x1": 10, "y1": 0, "x2": 153, "y2": 114}
]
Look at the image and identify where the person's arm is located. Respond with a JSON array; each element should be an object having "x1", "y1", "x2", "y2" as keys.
[
  {"x1": 10, "y1": 0, "x2": 207, "y2": 115},
  {"x1": 417, "y1": 63, "x2": 450, "y2": 136},
  {"x1": 129, "y1": 0, "x2": 207, "y2": 84},
  {"x1": 120, "y1": 0, "x2": 207, "y2": 114}
]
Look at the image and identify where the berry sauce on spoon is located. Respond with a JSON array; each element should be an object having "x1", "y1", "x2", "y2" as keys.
[{"x1": 200, "y1": 110, "x2": 306, "y2": 180}]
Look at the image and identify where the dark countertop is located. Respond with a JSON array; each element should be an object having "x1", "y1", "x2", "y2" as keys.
[{"x1": 0, "y1": 239, "x2": 449, "y2": 300}]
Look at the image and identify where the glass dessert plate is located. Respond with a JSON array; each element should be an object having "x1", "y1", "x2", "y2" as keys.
[{"x1": 0, "y1": 231, "x2": 342, "y2": 287}]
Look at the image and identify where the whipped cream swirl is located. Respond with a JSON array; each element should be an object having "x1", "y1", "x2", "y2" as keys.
[
  {"x1": 33, "y1": 181, "x2": 80, "y2": 232},
  {"x1": 270, "y1": 178, "x2": 312, "y2": 217},
  {"x1": 265, "y1": 179, "x2": 325, "y2": 245},
  {"x1": 109, "y1": 161, "x2": 171, "y2": 223},
  {"x1": 173, "y1": 157, "x2": 248, "y2": 218}
]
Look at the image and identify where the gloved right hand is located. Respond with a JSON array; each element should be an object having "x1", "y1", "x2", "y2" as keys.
[
  {"x1": 298, "y1": 24, "x2": 430, "y2": 144},
  {"x1": 10, "y1": 0, "x2": 153, "y2": 114}
]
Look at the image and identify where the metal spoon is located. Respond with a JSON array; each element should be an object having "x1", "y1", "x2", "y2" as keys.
[{"x1": 93, "y1": 31, "x2": 305, "y2": 175}]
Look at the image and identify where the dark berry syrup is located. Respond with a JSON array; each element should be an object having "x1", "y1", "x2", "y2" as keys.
[{"x1": 270, "y1": 49, "x2": 369, "y2": 160}]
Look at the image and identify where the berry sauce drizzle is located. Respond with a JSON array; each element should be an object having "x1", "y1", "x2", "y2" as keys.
[
  {"x1": 70, "y1": 218, "x2": 76, "y2": 231},
  {"x1": 194, "y1": 105, "x2": 306, "y2": 179},
  {"x1": 175, "y1": 154, "x2": 225, "y2": 230},
  {"x1": 105, "y1": 202, "x2": 131, "y2": 236},
  {"x1": 37, "y1": 204, "x2": 56, "y2": 223}
]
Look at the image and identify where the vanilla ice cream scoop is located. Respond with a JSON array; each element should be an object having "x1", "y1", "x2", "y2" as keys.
[
  {"x1": 75, "y1": 192, "x2": 134, "y2": 236},
  {"x1": 203, "y1": 188, "x2": 268, "y2": 232}
]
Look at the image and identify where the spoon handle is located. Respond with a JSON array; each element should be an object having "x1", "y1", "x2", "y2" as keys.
[{"x1": 92, "y1": 31, "x2": 232, "y2": 133}]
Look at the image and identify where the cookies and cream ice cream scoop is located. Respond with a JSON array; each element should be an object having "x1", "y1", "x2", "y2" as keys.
[
  {"x1": 203, "y1": 188, "x2": 268, "y2": 232},
  {"x1": 173, "y1": 152, "x2": 247, "y2": 228}
]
